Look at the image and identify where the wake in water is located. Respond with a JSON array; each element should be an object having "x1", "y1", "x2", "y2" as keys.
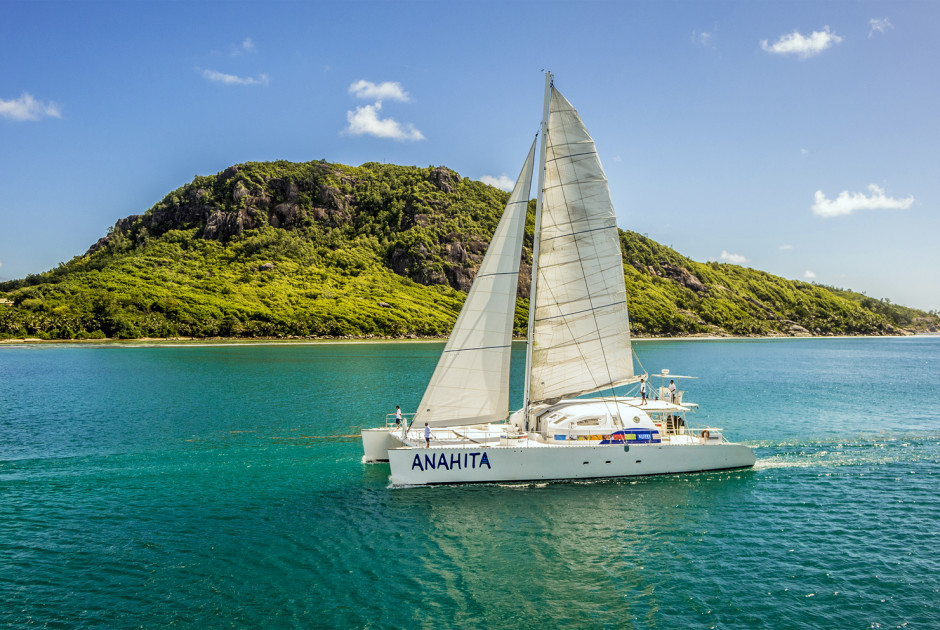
[{"x1": 750, "y1": 433, "x2": 940, "y2": 470}]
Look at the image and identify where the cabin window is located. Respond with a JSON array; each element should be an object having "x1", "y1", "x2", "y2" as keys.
[{"x1": 575, "y1": 418, "x2": 600, "y2": 427}]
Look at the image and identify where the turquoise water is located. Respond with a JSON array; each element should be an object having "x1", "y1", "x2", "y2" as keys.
[{"x1": 1, "y1": 337, "x2": 938, "y2": 628}]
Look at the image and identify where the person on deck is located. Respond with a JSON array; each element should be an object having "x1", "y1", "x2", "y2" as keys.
[
  {"x1": 669, "y1": 379, "x2": 677, "y2": 403},
  {"x1": 640, "y1": 378, "x2": 647, "y2": 405},
  {"x1": 424, "y1": 423, "x2": 431, "y2": 448},
  {"x1": 395, "y1": 405, "x2": 402, "y2": 428}
]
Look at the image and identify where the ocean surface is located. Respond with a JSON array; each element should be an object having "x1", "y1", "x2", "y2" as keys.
[{"x1": 1, "y1": 337, "x2": 938, "y2": 628}]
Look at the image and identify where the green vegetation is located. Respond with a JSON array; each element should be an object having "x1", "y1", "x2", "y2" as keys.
[
  {"x1": 619, "y1": 232, "x2": 937, "y2": 336},
  {"x1": 1, "y1": 160, "x2": 937, "y2": 340}
]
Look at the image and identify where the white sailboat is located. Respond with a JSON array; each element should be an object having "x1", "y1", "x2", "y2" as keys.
[{"x1": 363, "y1": 74, "x2": 755, "y2": 484}]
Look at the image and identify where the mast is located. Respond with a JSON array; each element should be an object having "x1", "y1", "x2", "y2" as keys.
[{"x1": 522, "y1": 71, "x2": 552, "y2": 430}]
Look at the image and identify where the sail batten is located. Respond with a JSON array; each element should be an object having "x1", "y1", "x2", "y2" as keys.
[
  {"x1": 443, "y1": 344, "x2": 512, "y2": 353},
  {"x1": 413, "y1": 138, "x2": 537, "y2": 428},
  {"x1": 538, "y1": 300, "x2": 627, "y2": 321}
]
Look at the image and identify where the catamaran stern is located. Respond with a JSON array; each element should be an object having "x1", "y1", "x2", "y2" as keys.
[{"x1": 361, "y1": 428, "x2": 405, "y2": 463}]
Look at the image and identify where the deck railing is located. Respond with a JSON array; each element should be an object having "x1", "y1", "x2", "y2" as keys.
[
  {"x1": 669, "y1": 424, "x2": 726, "y2": 444},
  {"x1": 398, "y1": 426, "x2": 516, "y2": 448},
  {"x1": 384, "y1": 412, "x2": 415, "y2": 429},
  {"x1": 382, "y1": 417, "x2": 727, "y2": 447}
]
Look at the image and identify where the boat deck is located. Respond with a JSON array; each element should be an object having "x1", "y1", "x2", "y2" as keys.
[{"x1": 399, "y1": 428, "x2": 725, "y2": 450}]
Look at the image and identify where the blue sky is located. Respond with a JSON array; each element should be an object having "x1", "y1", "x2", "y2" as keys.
[{"x1": 2, "y1": 1, "x2": 937, "y2": 312}]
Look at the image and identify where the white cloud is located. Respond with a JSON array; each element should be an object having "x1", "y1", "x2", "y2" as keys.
[
  {"x1": 720, "y1": 250, "x2": 748, "y2": 264},
  {"x1": 201, "y1": 69, "x2": 269, "y2": 86},
  {"x1": 344, "y1": 101, "x2": 424, "y2": 141},
  {"x1": 779, "y1": 244, "x2": 794, "y2": 251},
  {"x1": 0, "y1": 93, "x2": 62, "y2": 121},
  {"x1": 869, "y1": 18, "x2": 893, "y2": 38},
  {"x1": 812, "y1": 184, "x2": 914, "y2": 218},
  {"x1": 230, "y1": 37, "x2": 256, "y2": 56},
  {"x1": 761, "y1": 26, "x2": 843, "y2": 59},
  {"x1": 692, "y1": 26, "x2": 717, "y2": 48},
  {"x1": 349, "y1": 80, "x2": 410, "y2": 102},
  {"x1": 804, "y1": 270, "x2": 816, "y2": 280},
  {"x1": 480, "y1": 175, "x2": 515, "y2": 191},
  {"x1": 801, "y1": 148, "x2": 809, "y2": 155}
]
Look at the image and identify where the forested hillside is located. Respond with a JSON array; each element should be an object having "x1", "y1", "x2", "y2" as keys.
[{"x1": 1, "y1": 159, "x2": 937, "y2": 340}]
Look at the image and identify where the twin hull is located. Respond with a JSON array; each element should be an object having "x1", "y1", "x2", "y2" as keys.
[
  {"x1": 388, "y1": 442, "x2": 756, "y2": 486},
  {"x1": 361, "y1": 427, "x2": 405, "y2": 463}
]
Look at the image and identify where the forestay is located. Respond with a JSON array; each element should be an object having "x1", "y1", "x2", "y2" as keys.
[
  {"x1": 529, "y1": 87, "x2": 634, "y2": 405},
  {"x1": 414, "y1": 138, "x2": 537, "y2": 428}
]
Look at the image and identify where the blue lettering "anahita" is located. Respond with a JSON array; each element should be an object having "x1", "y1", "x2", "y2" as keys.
[{"x1": 411, "y1": 451, "x2": 491, "y2": 471}]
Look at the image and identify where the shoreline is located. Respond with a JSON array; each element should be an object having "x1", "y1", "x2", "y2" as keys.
[{"x1": 2, "y1": 332, "x2": 938, "y2": 346}]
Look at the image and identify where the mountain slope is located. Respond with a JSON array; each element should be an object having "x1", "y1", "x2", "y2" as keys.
[{"x1": 1, "y1": 160, "x2": 936, "y2": 340}]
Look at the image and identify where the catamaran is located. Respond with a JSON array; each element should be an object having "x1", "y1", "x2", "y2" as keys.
[{"x1": 361, "y1": 73, "x2": 755, "y2": 485}]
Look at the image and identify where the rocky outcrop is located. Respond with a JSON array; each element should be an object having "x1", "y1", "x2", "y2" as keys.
[
  {"x1": 517, "y1": 261, "x2": 532, "y2": 299},
  {"x1": 204, "y1": 208, "x2": 250, "y2": 240},
  {"x1": 430, "y1": 167, "x2": 460, "y2": 194},
  {"x1": 148, "y1": 187, "x2": 220, "y2": 235},
  {"x1": 85, "y1": 215, "x2": 144, "y2": 255},
  {"x1": 660, "y1": 263, "x2": 707, "y2": 294}
]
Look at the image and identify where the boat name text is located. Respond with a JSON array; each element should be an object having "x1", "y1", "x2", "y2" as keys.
[{"x1": 411, "y1": 452, "x2": 491, "y2": 471}]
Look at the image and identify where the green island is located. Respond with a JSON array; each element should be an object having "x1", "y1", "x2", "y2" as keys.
[{"x1": 1, "y1": 159, "x2": 937, "y2": 341}]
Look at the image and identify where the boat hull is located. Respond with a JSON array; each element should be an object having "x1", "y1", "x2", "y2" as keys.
[
  {"x1": 361, "y1": 428, "x2": 405, "y2": 463},
  {"x1": 388, "y1": 442, "x2": 756, "y2": 486}
]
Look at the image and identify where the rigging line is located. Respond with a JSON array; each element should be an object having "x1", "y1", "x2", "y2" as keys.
[
  {"x1": 475, "y1": 271, "x2": 520, "y2": 278},
  {"x1": 531, "y1": 114, "x2": 584, "y2": 394},
  {"x1": 550, "y1": 95, "x2": 623, "y2": 417},
  {"x1": 536, "y1": 99, "x2": 618, "y2": 412}
]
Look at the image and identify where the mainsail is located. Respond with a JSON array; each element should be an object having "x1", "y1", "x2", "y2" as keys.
[
  {"x1": 414, "y1": 138, "x2": 537, "y2": 428},
  {"x1": 528, "y1": 86, "x2": 634, "y2": 405}
]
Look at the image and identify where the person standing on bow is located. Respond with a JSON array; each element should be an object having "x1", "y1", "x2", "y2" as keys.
[{"x1": 640, "y1": 378, "x2": 647, "y2": 405}]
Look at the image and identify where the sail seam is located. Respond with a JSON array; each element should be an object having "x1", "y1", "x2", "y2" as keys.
[
  {"x1": 536, "y1": 300, "x2": 627, "y2": 322},
  {"x1": 475, "y1": 271, "x2": 520, "y2": 278},
  {"x1": 547, "y1": 151, "x2": 595, "y2": 163},
  {"x1": 542, "y1": 181, "x2": 605, "y2": 194},
  {"x1": 541, "y1": 224, "x2": 614, "y2": 242}
]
